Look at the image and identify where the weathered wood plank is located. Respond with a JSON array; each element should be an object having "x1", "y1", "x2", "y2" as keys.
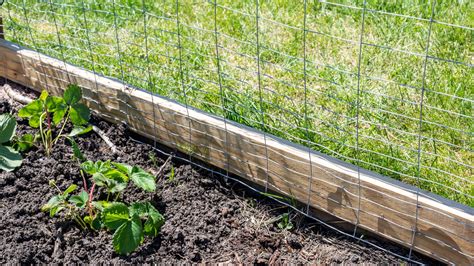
[{"x1": 0, "y1": 39, "x2": 472, "y2": 264}]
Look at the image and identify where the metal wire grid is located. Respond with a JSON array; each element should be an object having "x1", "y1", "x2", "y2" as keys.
[{"x1": 1, "y1": 0, "x2": 473, "y2": 263}]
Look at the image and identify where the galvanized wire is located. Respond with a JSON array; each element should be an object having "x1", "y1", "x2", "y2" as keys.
[{"x1": 1, "y1": 0, "x2": 473, "y2": 263}]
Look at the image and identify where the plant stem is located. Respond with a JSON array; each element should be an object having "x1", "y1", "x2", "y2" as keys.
[
  {"x1": 87, "y1": 183, "x2": 96, "y2": 218},
  {"x1": 53, "y1": 107, "x2": 70, "y2": 144},
  {"x1": 80, "y1": 169, "x2": 89, "y2": 193},
  {"x1": 39, "y1": 113, "x2": 48, "y2": 156}
]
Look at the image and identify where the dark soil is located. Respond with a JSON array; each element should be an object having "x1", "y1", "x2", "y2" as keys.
[{"x1": 0, "y1": 81, "x2": 434, "y2": 264}]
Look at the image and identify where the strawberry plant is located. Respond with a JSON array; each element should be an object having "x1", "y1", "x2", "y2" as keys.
[
  {"x1": 42, "y1": 181, "x2": 88, "y2": 229},
  {"x1": 18, "y1": 84, "x2": 91, "y2": 156},
  {"x1": 0, "y1": 114, "x2": 23, "y2": 171},
  {"x1": 42, "y1": 160, "x2": 163, "y2": 255}
]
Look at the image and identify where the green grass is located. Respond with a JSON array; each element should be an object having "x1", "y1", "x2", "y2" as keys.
[{"x1": 2, "y1": 0, "x2": 473, "y2": 206}]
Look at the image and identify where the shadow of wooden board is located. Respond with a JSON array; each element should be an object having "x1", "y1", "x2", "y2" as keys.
[{"x1": 0, "y1": 39, "x2": 472, "y2": 265}]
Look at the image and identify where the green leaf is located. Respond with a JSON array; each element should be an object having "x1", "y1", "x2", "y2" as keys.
[
  {"x1": 50, "y1": 206, "x2": 65, "y2": 217},
  {"x1": 0, "y1": 145, "x2": 23, "y2": 172},
  {"x1": 81, "y1": 161, "x2": 96, "y2": 174},
  {"x1": 39, "y1": 90, "x2": 49, "y2": 101},
  {"x1": 129, "y1": 202, "x2": 148, "y2": 218},
  {"x1": 108, "y1": 180, "x2": 128, "y2": 194},
  {"x1": 129, "y1": 202, "x2": 164, "y2": 237},
  {"x1": 102, "y1": 202, "x2": 130, "y2": 230},
  {"x1": 0, "y1": 114, "x2": 17, "y2": 144},
  {"x1": 143, "y1": 203, "x2": 165, "y2": 237},
  {"x1": 67, "y1": 137, "x2": 85, "y2": 161},
  {"x1": 52, "y1": 106, "x2": 67, "y2": 125},
  {"x1": 64, "y1": 84, "x2": 82, "y2": 105},
  {"x1": 13, "y1": 133, "x2": 35, "y2": 152},
  {"x1": 69, "y1": 125, "x2": 93, "y2": 137},
  {"x1": 45, "y1": 96, "x2": 65, "y2": 112},
  {"x1": 70, "y1": 103, "x2": 90, "y2": 126},
  {"x1": 63, "y1": 184, "x2": 78, "y2": 197},
  {"x1": 112, "y1": 162, "x2": 133, "y2": 175},
  {"x1": 41, "y1": 195, "x2": 65, "y2": 217},
  {"x1": 104, "y1": 169, "x2": 129, "y2": 183},
  {"x1": 18, "y1": 99, "x2": 43, "y2": 119},
  {"x1": 92, "y1": 173, "x2": 108, "y2": 187},
  {"x1": 130, "y1": 166, "x2": 156, "y2": 192},
  {"x1": 92, "y1": 200, "x2": 110, "y2": 212},
  {"x1": 29, "y1": 115, "x2": 41, "y2": 128},
  {"x1": 91, "y1": 215, "x2": 102, "y2": 230},
  {"x1": 112, "y1": 215, "x2": 143, "y2": 255},
  {"x1": 69, "y1": 190, "x2": 88, "y2": 208}
]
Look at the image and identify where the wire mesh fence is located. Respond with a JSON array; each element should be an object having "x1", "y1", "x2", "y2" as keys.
[{"x1": 0, "y1": 0, "x2": 472, "y2": 263}]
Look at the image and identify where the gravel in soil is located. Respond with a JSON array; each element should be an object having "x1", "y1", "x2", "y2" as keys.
[{"x1": 0, "y1": 82, "x2": 434, "y2": 264}]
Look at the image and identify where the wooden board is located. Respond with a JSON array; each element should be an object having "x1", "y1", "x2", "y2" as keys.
[{"x1": 0, "y1": 39, "x2": 472, "y2": 264}]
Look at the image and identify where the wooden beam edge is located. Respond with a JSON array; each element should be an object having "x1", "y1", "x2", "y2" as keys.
[{"x1": 0, "y1": 39, "x2": 472, "y2": 264}]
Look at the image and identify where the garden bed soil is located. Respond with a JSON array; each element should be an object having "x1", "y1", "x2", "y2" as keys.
[{"x1": 0, "y1": 81, "x2": 434, "y2": 264}]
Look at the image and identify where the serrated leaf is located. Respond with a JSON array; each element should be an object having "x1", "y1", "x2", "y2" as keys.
[
  {"x1": 104, "y1": 169, "x2": 128, "y2": 183},
  {"x1": 63, "y1": 184, "x2": 78, "y2": 197},
  {"x1": 69, "y1": 125, "x2": 93, "y2": 137},
  {"x1": 0, "y1": 145, "x2": 23, "y2": 172},
  {"x1": 0, "y1": 114, "x2": 17, "y2": 144},
  {"x1": 92, "y1": 200, "x2": 110, "y2": 212},
  {"x1": 13, "y1": 133, "x2": 35, "y2": 152},
  {"x1": 41, "y1": 195, "x2": 65, "y2": 217},
  {"x1": 81, "y1": 160, "x2": 96, "y2": 174},
  {"x1": 52, "y1": 106, "x2": 67, "y2": 125},
  {"x1": 70, "y1": 103, "x2": 90, "y2": 126},
  {"x1": 102, "y1": 202, "x2": 130, "y2": 230},
  {"x1": 92, "y1": 173, "x2": 108, "y2": 187},
  {"x1": 112, "y1": 162, "x2": 133, "y2": 176},
  {"x1": 130, "y1": 166, "x2": 156, "y2": 192},
  {"x1": 45, "y1": 96, "x2": 65, "y2": 112},
  {"x1": 144, "y1": 205, "x2": 165, "y2": 237},
  {"x1": 64, "y1": 84, "x2": 82, "y2": 105},
  {"x1": 68, "y1": 190, "x2": 88, "y2": 208},
  {"x1": 112, "y1": 215, "x2": 143, "y2": 255},
  {"x1": 29, "y1": 115, "x2": 41, "y2": 128},
  {"x1": 108, "y1": 180, "x2": 128, "y2": 194},
  {"x1": 67, "y1": 137, "x2": 85, "y2": 161},
  {"x1": 129, "y1": 202, "x2": 148, "y2": 218},
  {"x1": 18, "y1": 99, "x2": 43, "y2": 119}
]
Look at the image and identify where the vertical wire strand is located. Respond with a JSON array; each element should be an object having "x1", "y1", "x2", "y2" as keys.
[
  {"x1": 141, "y1": 0, "x2": 158, "y2": 149},
  {"x1": 255, "y1": 0, "x2": 270, "y2": 193},
  {"x1": 20, "y1": 0, "x2": 52, "y2": 94},
  {"x1": 409, "y1": 0, "x2": 437, "y2": 259},
  {"x1": 213, "y1": 0, "x2": 230, "y2": 178},
  {"x1": 302, "y1": 0, "x2": 314, "y2": 214},
  {"x1": 353, "y1": 0, "x2": 367, "y2": 237},
  {"x1": 48, "y1": 0, "x2": 72, "y2": 85},
  {"x1": 175, "y1": 0, "x2": 193, "y2": 160},
  {"x1": 79, "y1": 0, "x2": 103, "y2": 114},
  {"x1": 111, "y1": 0, "x2": 125, "y2": 83}
]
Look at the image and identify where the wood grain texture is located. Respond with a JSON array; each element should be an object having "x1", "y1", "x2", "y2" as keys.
[{"x1": 0, "y1": 39, "x2": 472, "y2": 264}]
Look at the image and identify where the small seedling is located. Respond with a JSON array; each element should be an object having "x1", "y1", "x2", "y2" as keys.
[
  {"x1": 0, "y1": 114, "x2": 23, "y2": 171},
  {"x1": 277, "y1": 213, "x2": 294, "y2": 231},
  {"x1": 41, "y1": 181, "x2": 88, "y2": 229},
  {"x1": 168, "y1": 165, "x2": 175, "y2": 182},
  {"x1": 18, "y1": 84, "x2": 91, "y2": 156}
]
